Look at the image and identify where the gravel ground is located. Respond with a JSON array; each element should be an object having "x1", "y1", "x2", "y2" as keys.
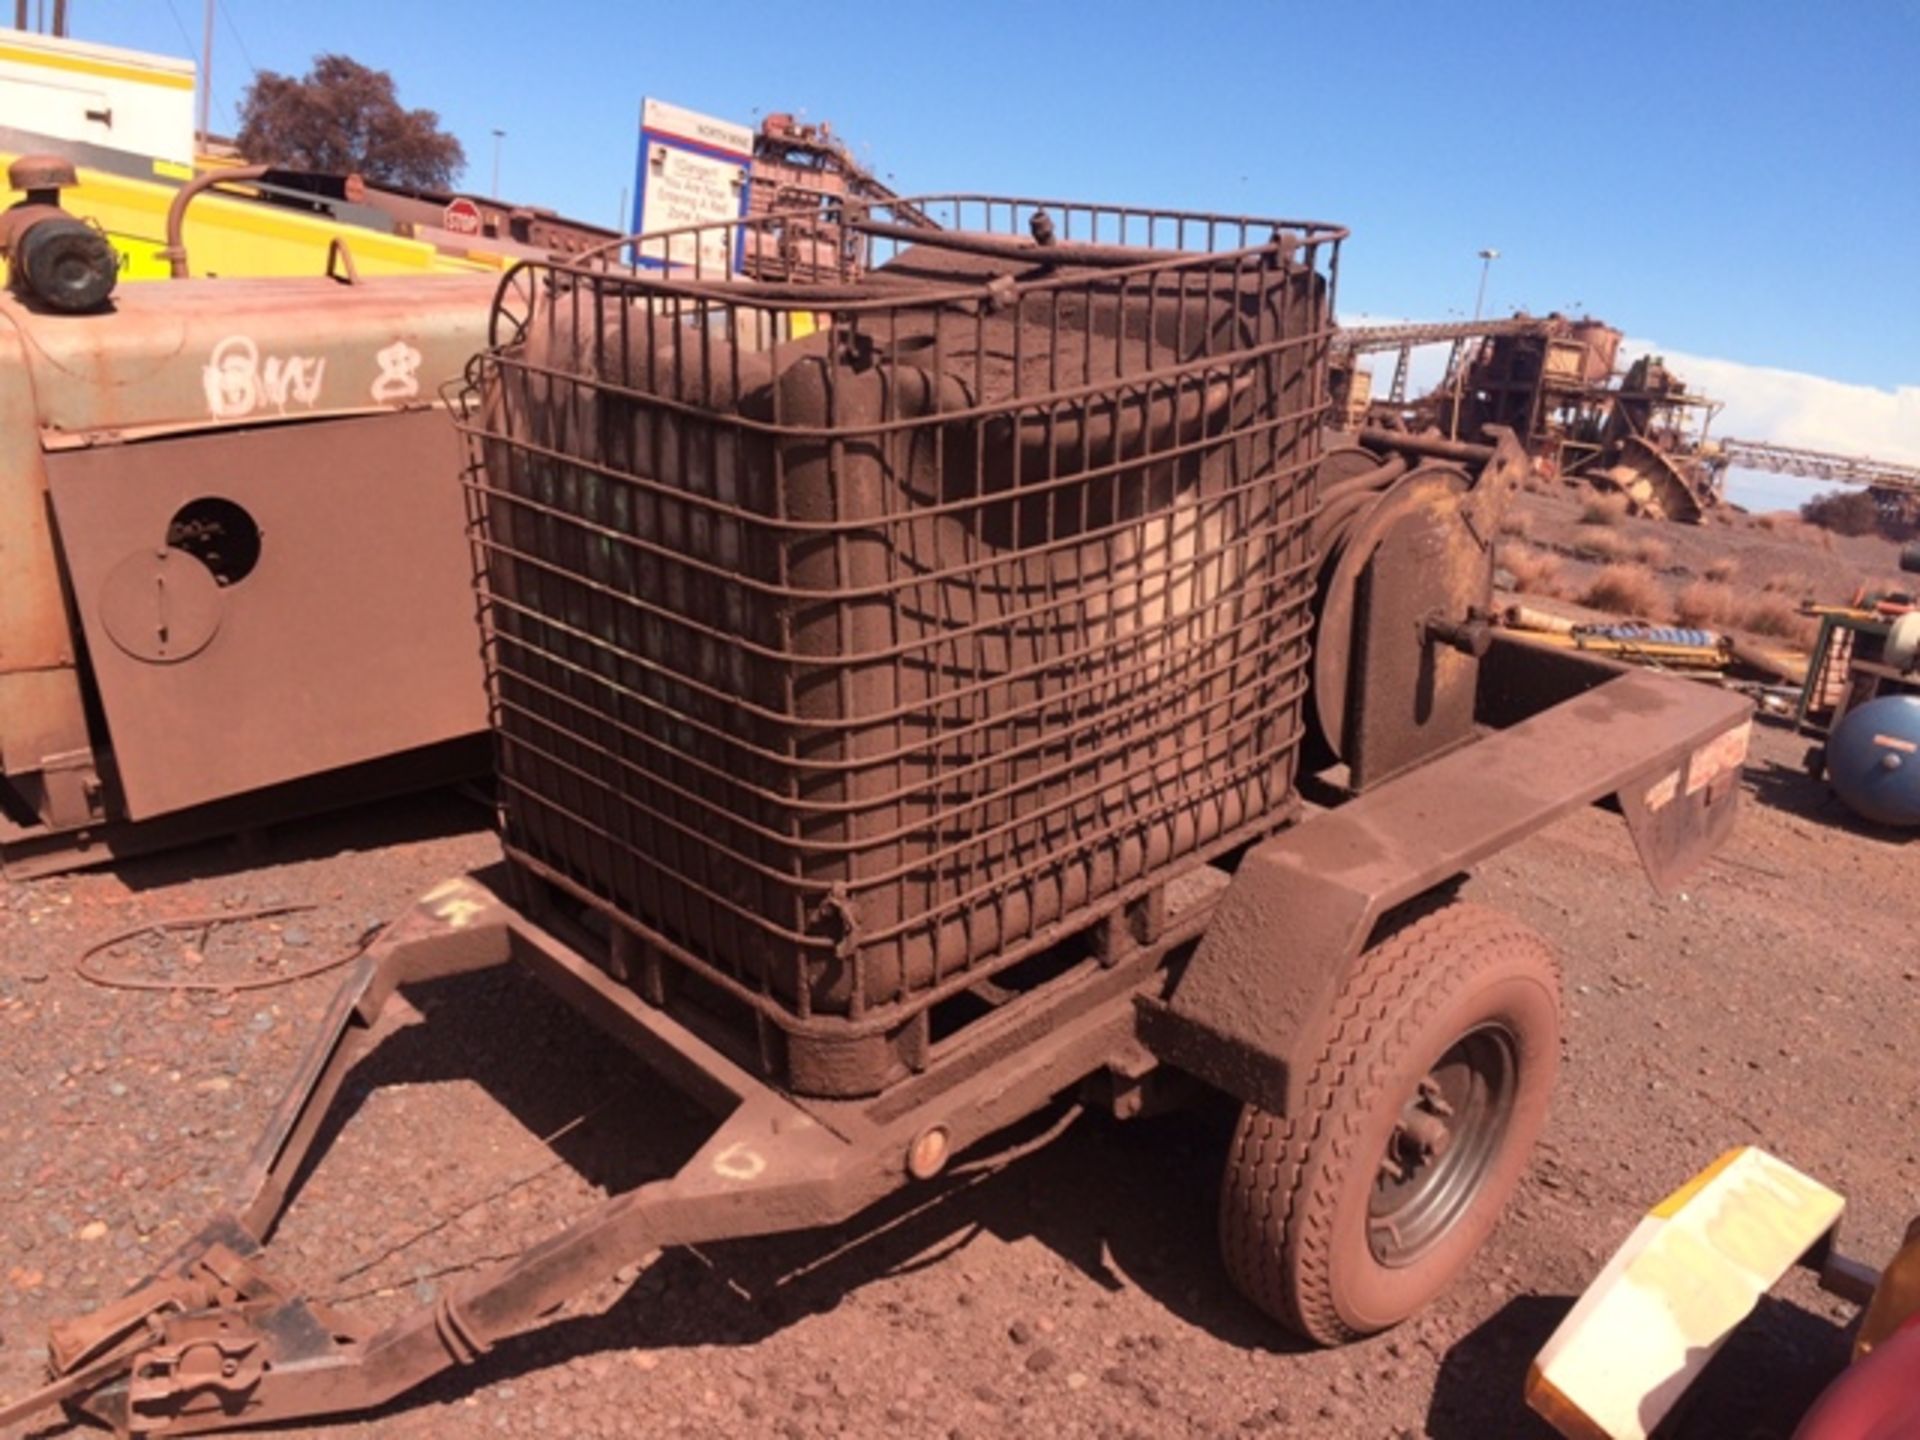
[{"x1": 1, "y1": 710, "x2": 1914, "y2": 1440}]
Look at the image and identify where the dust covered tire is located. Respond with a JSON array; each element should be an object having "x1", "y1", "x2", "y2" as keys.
[{"x1": 1218, "y1": 901, "x2": 1561, "y2": 1345}]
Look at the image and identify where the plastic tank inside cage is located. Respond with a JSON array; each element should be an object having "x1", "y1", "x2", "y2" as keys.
[{"x1": 460, "y1": 196, "x2": 1344, "y2": 1096}]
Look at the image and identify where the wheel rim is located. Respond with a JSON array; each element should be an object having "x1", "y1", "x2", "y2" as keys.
[{"x1": 1367, "y1": 1023, "x2": 1519, "y2": 1267}]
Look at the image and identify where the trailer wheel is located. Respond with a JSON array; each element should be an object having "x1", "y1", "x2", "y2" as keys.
[{"x1": 1218, "y1": 901, "x2": 1560, "y2": 1345}]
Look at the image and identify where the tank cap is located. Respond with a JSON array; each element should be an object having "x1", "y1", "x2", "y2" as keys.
[{"x1": 9, "y1": 154, "x2": 77, "y2": 194}]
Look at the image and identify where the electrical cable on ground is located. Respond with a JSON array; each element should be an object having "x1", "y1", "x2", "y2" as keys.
[{"x1": 75, "y1": 902, "x2": 377, "y2": 993}]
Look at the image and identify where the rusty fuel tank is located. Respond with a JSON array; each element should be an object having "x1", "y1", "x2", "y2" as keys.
[{"x1": 0, "y1": 255, "x2": 498, "y2": 875}]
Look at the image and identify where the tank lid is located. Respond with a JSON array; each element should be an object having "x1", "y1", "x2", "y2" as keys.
[{"x1": 9, "y1": 154, "x2": 77, "y2": 193}]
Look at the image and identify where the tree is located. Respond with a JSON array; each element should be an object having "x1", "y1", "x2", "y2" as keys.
[
  {"x1": 236, "y1": 54, "x2": 465, "y2": 191},
  {"x1": 1801, "y1": 487, "x2": 1893, "y2": 539}
]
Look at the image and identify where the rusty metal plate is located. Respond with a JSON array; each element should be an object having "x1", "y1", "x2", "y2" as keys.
[
  {"x1": 47, "y1": 409, "x2": 486, "y2": 820},
  {"x1": 1313, "y1": 464, "x2": 1474, "y2": 758},
  {"x1": 1344, "y1": 470, "x2": 1492, "y2": 790},
  {"x1": 99, "y1": 547, "x2": 224, "y2": 663}
]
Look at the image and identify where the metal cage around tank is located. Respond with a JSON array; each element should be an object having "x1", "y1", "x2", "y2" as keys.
[{"x1": 456, "y1": 194, "x2": 1345, "y2": 1096}]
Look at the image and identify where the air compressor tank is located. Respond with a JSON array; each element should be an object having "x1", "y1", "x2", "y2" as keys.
[{"x1": 1827, "y1": 694, "x2": 1920, "y2": 827}]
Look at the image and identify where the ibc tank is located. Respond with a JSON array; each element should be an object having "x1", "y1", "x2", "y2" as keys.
[{"x1": 1828, "y1": 694, "x2": 1920, "y2": 827}]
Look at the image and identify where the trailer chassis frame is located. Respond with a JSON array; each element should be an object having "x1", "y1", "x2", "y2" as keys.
[{"x1": 1, "y1": 643, "x2": 1751, "y2": 1436}]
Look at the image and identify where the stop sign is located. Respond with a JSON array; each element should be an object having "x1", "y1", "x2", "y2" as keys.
[{"x1": 443, "y1": 197, "x2": 484, "y2": 236}]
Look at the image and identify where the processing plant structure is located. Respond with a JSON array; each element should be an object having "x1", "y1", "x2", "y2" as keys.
[
  {"x1": 1336, "y1": 314, "x2": 1724, "y2": 521},
  {"x1": 1337, "y1": 313, "x2": 1920, "y2": 527}
]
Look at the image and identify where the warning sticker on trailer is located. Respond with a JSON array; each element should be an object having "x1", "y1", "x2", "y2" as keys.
[
  {"x1": 1685, "y1": 721, "x2": 1751, "y2": 796},
  {"x1": 1643, "y1": 768, "x2": 1682, "y2": 813}
]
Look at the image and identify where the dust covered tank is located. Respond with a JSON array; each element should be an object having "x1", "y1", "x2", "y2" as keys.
[{"x1": 469, "y1": 197, "x2": 1332, "y2": 1097}]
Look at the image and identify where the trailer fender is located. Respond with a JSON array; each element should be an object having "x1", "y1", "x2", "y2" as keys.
[{"x1": 1137, "y1": 663, "x2": 1751, "y2": 1115}]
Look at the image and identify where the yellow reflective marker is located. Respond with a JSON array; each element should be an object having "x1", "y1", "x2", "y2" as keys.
[{"x1": 1527, "y1": 1147, "x2": 1844, "y2": 1440}]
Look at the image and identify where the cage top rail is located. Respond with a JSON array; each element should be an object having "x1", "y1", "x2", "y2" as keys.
[{"x1": 541, "y1": 192, "x2": 1346, "y2": 303}]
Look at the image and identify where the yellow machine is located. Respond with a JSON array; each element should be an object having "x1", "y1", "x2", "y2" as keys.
[{"x1": 0, "y1": 150, "x2": 507, "y2": 281}]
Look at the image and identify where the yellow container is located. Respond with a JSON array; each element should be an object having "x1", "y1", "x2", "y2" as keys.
[{"x1": 1, "y1": 149, "x2": 506, "y2": 283}]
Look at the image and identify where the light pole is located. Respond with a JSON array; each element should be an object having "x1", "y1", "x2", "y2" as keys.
[
  {"x1": 1450, "y1": 247, "x2": 1500, "y2": 440},
  {"x1": 1472, "y1": 247, "x2": 1499, "y2": 324},
  {"x1": 490, "y1": 128, "x2": 505, "y2": 199},
  {"x1": 198, "y1": 0, "x2": 215, "y2": 148}
]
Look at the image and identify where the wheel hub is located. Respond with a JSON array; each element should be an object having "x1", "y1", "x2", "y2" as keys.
[
  {"x1": 1369, "y1": 1025, "x2": 1518, "y2": 1266},
  {"x1": 1378, "y1": 1087, "x2": 1455, "y2": 1180},
  {"x1": 1400, "y1": 1104, "x2": 1454, "y2": 1162}
]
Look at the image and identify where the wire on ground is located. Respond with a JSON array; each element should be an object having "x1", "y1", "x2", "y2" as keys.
[{"x1": 75, "y1": 902, "x2": 380, "y2": 993}]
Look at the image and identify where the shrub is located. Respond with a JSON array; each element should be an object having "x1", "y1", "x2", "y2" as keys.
[
  {"x1": 1499, "y1": 542, "x2": 1563, "y2": 595},
  {"x1": 1580, "y1": 493, "x2": 1630, "y2": 526},
  {"x1": 1631, "y1": 535, "x2": 1672, "y2": 569},
  {"x1": 1756, "y1": 513, "x2": 1837, "y2": 549},
  {"x1": 1580, "y1": 563, "x2": 1668, "y2": 619},
  {"x1": 1743, "y1": 599, "x2": 1812, "y2": 648},
  {"x1": 1762, "y1": 570, "x2": 1810, "y2": 597},
  {"x1": 1570, "y1": 528, "x2": 1630, "y2": 563},
  {"x1": 1801, "y1": 488, "x2": 1882, "y2": 537},
  {"x1": 1498, "y1": 508, "x2": 1534, "y2": 540},
  {"x1": 1704, "y1": 556, "x2": 1738, "y2": 583},
  {"x1": 1739, "y1": 594, "x2": 1815, "y2": 646},
  {"x1": 1674, "y1": 580, "x2": 1737, "y2": 627}
]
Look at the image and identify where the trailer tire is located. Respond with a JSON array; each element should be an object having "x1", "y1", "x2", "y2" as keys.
[{"x1": 1218, "y1": 901, "x2": 1560, "y2": 1345}]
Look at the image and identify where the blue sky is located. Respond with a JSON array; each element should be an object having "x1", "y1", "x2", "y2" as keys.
[
  {"x1": 90, "y1": 0, "x2": 1915, "y2": 387},
  {"x1": 74, "y1": 0, "x2": 1920, "y2": 485}
]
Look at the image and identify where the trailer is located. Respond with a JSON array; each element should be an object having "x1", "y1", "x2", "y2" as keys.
[{"x1": 1, "y1": 193, "x2": 1751, "y2": 1436}]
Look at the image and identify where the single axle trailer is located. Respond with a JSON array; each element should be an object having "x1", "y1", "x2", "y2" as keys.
[{"x1": 2, "y1": 194, "x2": 1750, "y2": 1436}]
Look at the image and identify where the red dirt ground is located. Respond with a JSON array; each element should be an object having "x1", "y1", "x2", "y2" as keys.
[{"x1": 1, "y1": 497, "x2": 1913, "y2": 1440}]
